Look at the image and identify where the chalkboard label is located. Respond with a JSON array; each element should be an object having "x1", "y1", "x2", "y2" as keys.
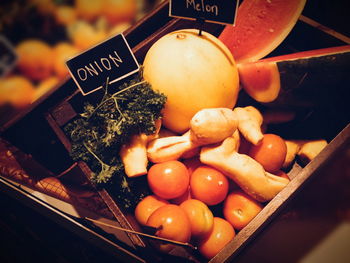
[
  {"x1": 66, "y1": 34, "x2": 140, "y2": 96},
  {"x1": 169, "y1": 0, "x2": 239, "y2": 25},
  {"x1": 0, "y1": 35, "x2": 18, "y2": 77}
]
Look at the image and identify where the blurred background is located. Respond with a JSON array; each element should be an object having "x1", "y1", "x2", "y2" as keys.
[{"x1": 0, "y1": 0, "x2": 163, "y2": 113}]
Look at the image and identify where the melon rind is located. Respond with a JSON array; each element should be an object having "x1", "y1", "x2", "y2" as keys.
[
  {"x1": 238, "y1": 45, "x2": 350, "y2": 104},
  {"x1": 219, "y1": 0, "x2": 307, "y2": 63}
]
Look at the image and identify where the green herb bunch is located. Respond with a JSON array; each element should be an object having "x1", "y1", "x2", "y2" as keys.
[{"x1": 64, "y1": 73, "x2": 166, "y2": 209}]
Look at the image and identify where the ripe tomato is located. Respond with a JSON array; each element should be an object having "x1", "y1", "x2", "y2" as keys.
[
  {"x1": 170, "y1": 158, "x2": 201, "y2": 204},
  {"x1": 198, "y1": 217, "x2": 235, "y2": 259},
  {"x1": 134, "y1": 195, "x2": 169, "y2": 226},
  {"x1": 147, "y1": 161, "x2": 190, "y2": 199},
  {"x1": 223, "y1": 190, "x2": 263, "y2": 230},
  {"x1": 248, "y1": 133, "x2": 287, "y2": 172},
  {"x1": 190, "y1": 165, "x2": 229, "y2": 206},
  {"x1": 180, "y1": 199, "x2": 214, "y2": 238},
  {"x1": 146, "y1": 204, "x2": 191, "y2": 252}
]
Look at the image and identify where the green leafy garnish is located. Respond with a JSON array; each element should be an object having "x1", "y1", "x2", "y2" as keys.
[{"x1": 64, "y1": 74, "x2": 166, "y2": 209}]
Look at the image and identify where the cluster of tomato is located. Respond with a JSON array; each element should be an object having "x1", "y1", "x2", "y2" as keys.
[{"x1": 134, "y1": 133, "x2": 289, "y2": 260}]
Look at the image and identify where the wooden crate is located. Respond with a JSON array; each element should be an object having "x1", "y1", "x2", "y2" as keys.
[{"x1": 1, "y1": 0, "x2": 350, "y2": 262}]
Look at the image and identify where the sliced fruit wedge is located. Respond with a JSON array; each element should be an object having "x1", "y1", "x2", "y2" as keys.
[{"x1": 238, "y1": 45, "x2": 350, "y2": 103}]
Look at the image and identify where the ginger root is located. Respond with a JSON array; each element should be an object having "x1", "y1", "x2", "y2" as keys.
[
  {"x1": 283, "y1": 140, "x2": 301, "y2": 168},
  {"x1": 190, "y1": 108, "x2": 238, "y2": 144},
  {"x1": 147, "y1": 108, "x2": 238, "y2": 163},
  {"x1": 233, "y1": 106, "x2": 264, "y2": 145},
  {"x1": 120, "y1": 119, "x2": 161, "y2": 177},
  {"x1": 283, "y1": 139, "x2": 328, "y2": 168},
  {"x1": 297, "y1": 139, "x2": 328, "y2": 165},
  {"x1": 200, "y1": 133, "x2": 289, "y2": 202}
]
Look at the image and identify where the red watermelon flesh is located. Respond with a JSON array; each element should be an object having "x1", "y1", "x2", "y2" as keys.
[
  {"x1": 238, "y1": 45, "x2": 350, "y2": 103},
  {"x1": 219, "y1": 0, "x2": 306, "y2": 63}
]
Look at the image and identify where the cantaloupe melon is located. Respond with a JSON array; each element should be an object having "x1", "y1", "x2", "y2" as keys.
[{"x1": 143, "y1": 29, "x2": 240, "y2": 133}]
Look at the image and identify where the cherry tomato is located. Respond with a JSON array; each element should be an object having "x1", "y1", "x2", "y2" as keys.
[
  {"x1": 190, "y1": 165, "x2": 229, "y2": 206},
  {"x1": 198, "y1": 217, "x2": 235, "y2": 259},
  {"x1": 146, "y1": 204, "x2": 191, "y2": 252},
  {"x1": 180, "y1": 199, "x2": 214, "y2": 238},
  {"x1": 170, "y1": 157, "x2": 201, "y2": 204},
  {"x1": 134, "y1": 195, "x2": 169, "y2": 226},
  {"x1": 223, "y1": 190, "x2": 263, "y2": 230},
  {"x1": 147, "y1": 161, "x2": 190, "y2": 199},
  {"x1": 248, "y1": 133, "x2": 287, "y2": 172}
]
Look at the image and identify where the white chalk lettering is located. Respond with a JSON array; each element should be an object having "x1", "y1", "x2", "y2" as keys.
[
  {"x1": 76, "y1": 51, "x2": 124, "y2": 81},
  {"x1": 109, "y1": 51, "x2": 123, "y2": 67},
  {"x1": 101, "y1": 57, "x2": 112, "y2": 70},
  {"x1": 77, "y1": 68, "x2": 87, "y2": 81},
  {"x1": 94, "y1": 61, "x2": 103, "y2": 72},
  {"x1": 186, "y1": 0, "x2": 218, "y2": 16},
  {"x1": 86, "y1": 63, "x2": 99, "y2": 76}
]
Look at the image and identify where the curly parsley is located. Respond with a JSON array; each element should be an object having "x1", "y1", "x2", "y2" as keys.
[{"x1": 64, "y1": 74, "x2": 166, "y2": 209}]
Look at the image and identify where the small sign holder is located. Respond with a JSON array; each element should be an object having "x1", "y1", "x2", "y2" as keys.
[
  {"x1": 169, "y1": 0, "x2": 239, "y2": 27},
  {"x1": 196, "y1": 17, "x2": 206, "y2": 36},
  {"x1": 66, "y1": 34, "x2": 140, "y2": 96}
]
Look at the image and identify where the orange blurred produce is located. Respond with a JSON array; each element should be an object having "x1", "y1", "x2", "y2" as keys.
[
  {"x1": 0, "y1": 75, "x2": 35, "y2": 108},
  {"x1": 16, "y1": 39, "x2": 54, "y2": 81},
  {"x1": 102, "y1": 0, "x2": 138, "y2": 25},
  {"x1": 53, "y1": 42, "x2": 79, "y2": 79},
  {"x1": 67, "y1": 20, "x2": 107, "y2": 51},
  {"x1": 180, "y1": 199, "x2": 214, "y2": 238},
  {"x1": 134, "y1": 195, "x2": 169, "y2": 226},
  {"x1": 198, "y1": 217, "x2": 235, "y2": 259},
  {"x1": 190, "y1": 165, "x2": 229, "y2": 206},
  {"x1": 54, "y1": 5, "x2": 77, "y2": 26},
  {"x1": 223, "y1": 190, "x2": 263, "y2": 230},
  {"x1": 75, "y1": 0, "x2": 103, "y2": 21},
  {"x1": 146, "y1": 204, "x2": 191, "y2": 252},
  {"x1": 248, "y1": 133, "x2": 287, "y2": 172}
]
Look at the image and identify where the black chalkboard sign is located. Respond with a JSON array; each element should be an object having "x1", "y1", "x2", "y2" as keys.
[
  {"x1": 0, "y1": 35, "x2": 18, "y2": 77},
  {"x1": 66, "y1": 34, "x2": 140, "y2": 96},
  {"x1": 169, "y1": 0, "x2": 239, "y2": 25}
]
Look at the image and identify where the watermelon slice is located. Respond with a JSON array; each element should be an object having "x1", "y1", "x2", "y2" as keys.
[
  {"x1": 238, "y1": 45, "x2": 350, "y2": 104},
  {"x1": 219, "y1": 0, "x2": 306, "y2": 63}
]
